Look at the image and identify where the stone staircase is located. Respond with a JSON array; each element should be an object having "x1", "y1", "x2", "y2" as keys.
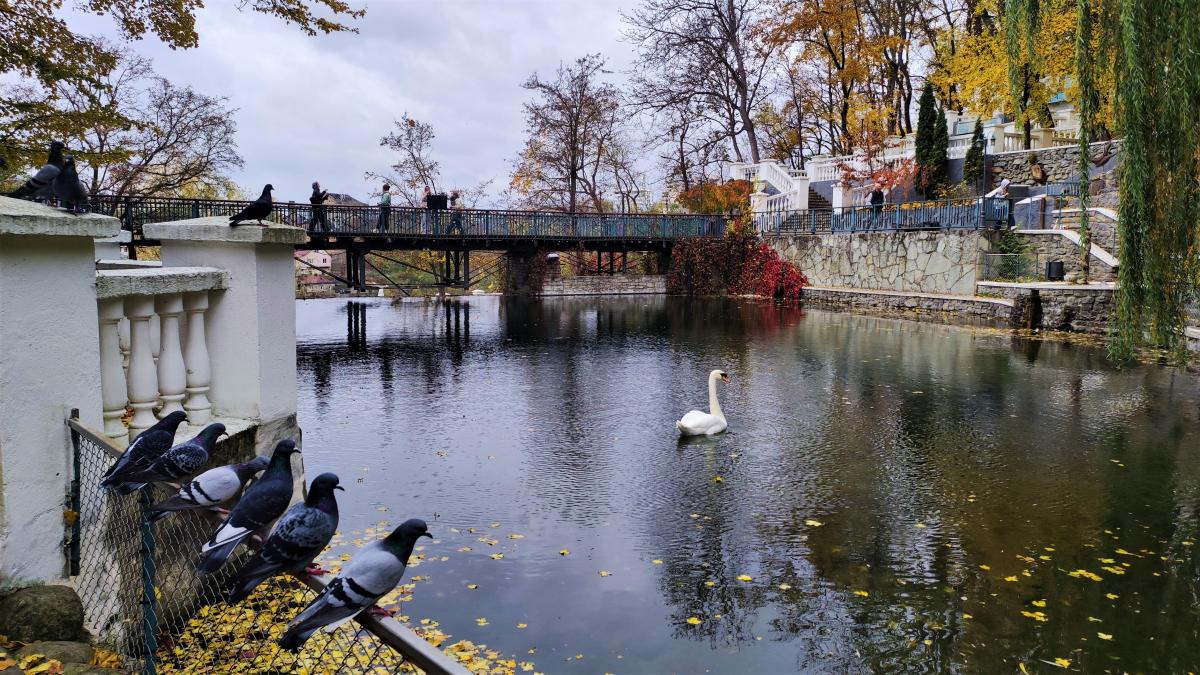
[{"x1": 808, "y1": 188, "x2": 832, "y2": 211}]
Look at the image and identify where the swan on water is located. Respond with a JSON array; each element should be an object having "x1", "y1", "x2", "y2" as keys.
[{"x1": 676, "y1": 370, "x2": 730, "y2": 436}]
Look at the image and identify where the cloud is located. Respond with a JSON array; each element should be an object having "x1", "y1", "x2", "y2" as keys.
[{"x1": 73, "y1": 0, "x2": 639, "y2": 204}]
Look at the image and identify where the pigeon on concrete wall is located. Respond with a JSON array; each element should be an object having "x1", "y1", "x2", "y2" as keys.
[
  {"x1": 109, "y1": 423, "x2": 226, "y2": 495},
  {"x1": 229, "y1": 184, "x2": 274, "y2": 226},
  {"x1": 101, "y1": 411, "x2": 188, "y2": 489},
  {"x1": 7, "y1": 141, "x2": 65, "y2": 201},
  {"x1": 52, "y1": 156, "x2": 89, "y2": 213}
]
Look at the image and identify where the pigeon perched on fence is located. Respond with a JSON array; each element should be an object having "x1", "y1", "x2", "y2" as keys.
[
  {"x1": 229, "y1": 184, "x2": 274, "y2": 226},
  {"x1": 108, "y1": 423, "x2": 226, "y2": 495},
  {"x1": 224, "y1": 473, "x2": 342, "y2": 604},
  {"x1": 52, "y1": 156, "x2": 89, "y2": 213},
  {"x1": 7, "y1": 141, "x2": 65, "y2": 201},
  {"x1": 145, "y1": 455, "x2": 270, "y2": 523},
  {"x1": 278, "y1": 518, "x2": 431, "y2": 651},
  {"x1": 101, "y1": 411, "x2": 188, "y2": 489},
  {"x1": 197, "y1": 439, "x2": 300, "y2": 575}
]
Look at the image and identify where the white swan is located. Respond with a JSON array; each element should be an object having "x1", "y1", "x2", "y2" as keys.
[{"x1": 676, "y1": 369, "x2": 730, "y2": 436}]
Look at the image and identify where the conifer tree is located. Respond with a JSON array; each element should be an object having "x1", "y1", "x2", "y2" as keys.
[
  {"x1": 914, "y1": 82, "x2": 939, "y2": 197},
  {"x1": 963, "y1": 118, "x2": 987, "y2": 191}
]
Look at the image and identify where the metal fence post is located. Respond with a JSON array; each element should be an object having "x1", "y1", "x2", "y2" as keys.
[
  {"x1": 67, "y1": 409, "x2": 82, "y2": 577},
  {"x1": 139, "y1": 490, "x2": 159, "y2": 675}
]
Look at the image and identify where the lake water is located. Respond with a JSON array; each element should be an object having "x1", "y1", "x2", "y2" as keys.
[{"x1": 296, "y1": 296, "x2": 1200, "y2": 673}]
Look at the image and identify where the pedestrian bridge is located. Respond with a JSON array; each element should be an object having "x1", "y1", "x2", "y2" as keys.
[{"x1": 90, "y1": 195, "x2": 727, "y2": 252}]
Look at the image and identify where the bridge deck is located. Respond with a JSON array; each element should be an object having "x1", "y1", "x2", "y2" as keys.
[{"x1": 91, "y1": 196, "x2": 726, "y2": 251}]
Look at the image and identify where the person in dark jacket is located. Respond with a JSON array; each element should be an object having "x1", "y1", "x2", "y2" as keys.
[{"x1": 309, "y1": 182, "x2": 329, "y2": 231}]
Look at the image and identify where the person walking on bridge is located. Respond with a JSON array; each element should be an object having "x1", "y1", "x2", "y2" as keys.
[
  {"x1": 377, "y1": 184, "x2": 391, "y2": 233},
  {"x1": 310, "y1": 181, "x2": 329, "y2": 232}
]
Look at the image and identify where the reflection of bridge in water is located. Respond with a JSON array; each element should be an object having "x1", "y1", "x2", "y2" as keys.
[{"x1": 93, "y1": 195, "x2": 728, "y2": 292}]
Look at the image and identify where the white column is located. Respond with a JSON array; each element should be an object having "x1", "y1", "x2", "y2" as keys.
[
  {"x1": 97, "y1": 298, "x2": 129, "y2": 447},
  {"x1": 148, "y1": 218, "x2": 306, "y2": 421},
  {"x1": 831, "y1": 182, "x2": 852, "y2": 210},
  {"x1": 792, "y1": 172, "x2": 810, "y2": 211},
  {"x1": 119, "y1": 317, "x2": 130, "y2": 371},
  {"x1": 155, "y1": 293, "x2": 186, "y2": 419},
  {"x1": 0, "y1": 196, "x2": 117, "y2": 583},
  {"x1": 182, "y1": 291, "x2": 213, "y2": 424},
  {"x1": 124, "y1": 295, "x2": 159, "y2": 441}
]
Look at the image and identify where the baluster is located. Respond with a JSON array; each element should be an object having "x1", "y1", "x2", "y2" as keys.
[
  {"x1": 98, "y1": 299, "x2": 129, "y2": 447},
  {"x1": 182, "y1": 291, "x2": 213, "y2": 424},
  {"x1": 150, "y1": 313, "x2": 161, "y2": 364},
  {"x1": 124, "y1": 296, "x2": 159, "y2": 441},
  {"x1": 119, "y1": 317, "x2": 130, "y2": 371},
  {"x1": 155, "y1": 294, "x2": 187, "y2": 418}
]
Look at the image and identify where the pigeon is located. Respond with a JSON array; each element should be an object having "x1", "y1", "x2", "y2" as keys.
[
  {"x1": 224, "y1": 473, "x2": 342, "y2": 604},
  {"x1": 197, "y1": 439, "x2": 300, "y2": 575},
  {"x1": 145, "y1": 455, "x2": 270, "y2": 524},
  {"x1": 108, "y1": 423, "x2": 226, "y2": 496},
  {"x1": 229, "y1": 184, "x2": 274, "y2": 226},
  {"x1": 279, "y1": 518, "x2": 431, "y2": 651},
  {"x1": 7, "y1": 141, "x2": 65, "y2": 201},
  {"x1": 100, "y1": 411, "x2": 188, "y2": 489},
  {"x1": 52, "y1": 156, "x2": 89, "y2": 213}
]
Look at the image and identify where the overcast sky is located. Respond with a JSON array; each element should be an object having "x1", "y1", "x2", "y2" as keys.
[{"x1": 75, "y1": 0, "x2": 642, "y2": 204}]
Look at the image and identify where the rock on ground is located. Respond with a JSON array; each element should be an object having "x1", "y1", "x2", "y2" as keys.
[
  {"x1": 0, "y1": 585, "x2": 85, "y2": 642},
  {"x1": 14, "y1": 641, "x2": 94, "y2": 665}
]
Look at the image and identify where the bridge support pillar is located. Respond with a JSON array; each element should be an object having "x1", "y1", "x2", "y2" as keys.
[{"x1": 503, "y1": 249, "x2": 539, "y2": 296}]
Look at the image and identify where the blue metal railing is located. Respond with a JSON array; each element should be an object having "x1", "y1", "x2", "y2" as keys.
[
  {"x1": 87, "y1": 195, "x2": 726, "y2": 241},
  {"x1": 753, "y1": 197, "x2": 1011, "y2": 235}
]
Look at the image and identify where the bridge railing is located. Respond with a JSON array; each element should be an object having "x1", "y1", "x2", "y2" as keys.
[
  {"x1": 753, "y1": 197, "x2": 1011, "y2": 235},
  {"x1": 89, "y1": 195, "x2": 727, "y2": 240}
]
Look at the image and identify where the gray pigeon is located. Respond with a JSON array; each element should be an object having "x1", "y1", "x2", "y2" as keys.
[
  {"x1": 52, "y1": 156, "x2": 89, "y2": 213},
  {"x1": 101, "y1": 411, "x2": 188, "y2": 489},
  {"x1": 279, "y1": 518, "x2": 431, "y2": 651},
  {"x1": 197, "y1": 439, "x2": 301, "y2": 575},
  {"x1": 224, "y1": 473, "x2": 342, "y2": 604},
  {"x1": 8, "y1": 141, "x2": 65, "y2": 200},
  {"x1": 229, "y1": 184, "x2": 273, "y2": 226},
  {"x1": 146, "y1": 455, "x2": 270, "y2": 523},
  {"x1": 110, "y1": 423, "x2": 226, "y2": 495}
]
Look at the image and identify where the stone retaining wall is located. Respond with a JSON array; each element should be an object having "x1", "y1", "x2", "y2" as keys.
[
  {"x1": 538, "y1": 274, "x2": 667, "y2": 296},
  {"x1": 990, "y1": 142, "x2": 1121, "y2": 184},
  {"x1": 979, "y1": 282, "x2": 1116, "y2": 334},
  {"x1": 802, "y1": 287, "x2": 1014, "y2": 325},
  {"x1": 1016, "y1": 231, "x2": 1117, "y2": 282},
  {"x1": 770, "y1": 230, "x2": 991, "y2": 295}
]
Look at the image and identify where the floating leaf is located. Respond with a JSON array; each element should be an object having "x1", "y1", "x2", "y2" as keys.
[
  {"x1": 489, "y1": 553, "x2": 504, "y2": 560},
  {"x1": 652, "y1": 559, "x2": 663, "y2": 565},
  {"x1": 915, "y1": 523, "x2": 927, "y2": 529},
  {"x1": 466, "y1": 583, "x2": 477, "y2": 590},
  {"x1": 1031, "y1": 599, "x2": 1047, "y2": 608},
  {"x1": 804, "y1": 519, "x2": 823, "y2": 527},
  {"x1": 686, "y1": 617, "x2": 702, "y2": 625},
  {"x1": 1004, "y1": 576, "x2": 1019, "y2": 582},
  {"x1": 1068, "y1": 569, "x2": 1103, "y2": 581},
  {"x1": 704, "y1": 581, "x2": 716, "y2": 587},
  {"x1": 1053, "y1": 657, "x2": 1071, "y2": 668},
  {"x1": 737, "y1": 574, "x2": 753, "y2": 582},
  {"x1": 1097, "y1": 632, "x2": 1113, "y2": 641},
  {"x1": 713, "y1": 475, "x2": 724, "y2": 483},
  {"x1": 559, "y1": 549, "x2": 570, "y2": 556},
  {"x1": 598, "y1": 570, "x2": 611, "y2": 577},
  {"x1": 1021, "y1": 610, "x2": 1048, "y2": 622},
  {"x1": 508, "y1": 534, "x2": 525, "y2": 540},
  {"x1": 854, "y1": 590, "x2": 869, "y2": 597},
  {"x1": 1105, "y1": 593, "x2": 1119, "y2": 599},
  {"x1": 979, "y1": 564, "x2": 991, "y2": 571},
  {"x1": 778, "y1": 583, "x2": 792, "y2": 591},
  {"x1": 517, "y1": 623, "x2": 528, "y2": 629}
]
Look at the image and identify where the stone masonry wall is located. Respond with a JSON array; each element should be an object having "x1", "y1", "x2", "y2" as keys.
[
  {"x1": 803, "y1": 288, "x2": 1014, "y2": 325},
  {"x1": 770, "y1": 230, "x2": 992, "y2": 295},
  {"x1": 990, "y1": 142, "x2": 1121, "y2": 184},
  {"x1": 1016, "y1": 232, "x2": 1117, "y2": 282},
  {"x1": 539, "y1": 274, "x2": 666, "y2": 296}
]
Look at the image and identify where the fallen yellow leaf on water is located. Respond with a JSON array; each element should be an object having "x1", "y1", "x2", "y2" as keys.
[
  {"x1": 1105, "y1": 593, "x2": 1119, "y2": 599},
  {"x1": 713, "y1": 475, "x2": 724, "y2": 483},
  {"x1": 915, "y1": 523, "x2": 926, "y2": 529},
  {"x1": 651, "y1": 559, "x2": 663, "y2": 565},
  {"x1": 508, "y1": 534, "x2": 525, "y2": 539},
  {"x1": 737, "y1": 574, "x2": 753, "y2": 582},
  {"x1": 475, "y1": 617, "x2": 489, "y2": 626},
  {"x1": 962, "y1": 613, "x2": 973, "y2": 619},
  {"x1": 1098, "y1": 632, "x2": 1113, "y2": 641},
  {"x1": 979, "y1": 564, "x2": 991, "y2": 571},
  {"x1": 1004, "y1": 576, "x2": 1019, "y2": 582},
  {"x1": 1088, "y1": 616, "x2": 1102, "y2": 622},
  {"x1": 490, "y1": 522, "x2": 500, "y2": 528},
  {"x1": 1101, "y1": 565, "x2": 1125, "y2": 575},
  {"x1": 1099, "y1": 558, "x2": 1116, "y2": 564},
  {"x1": 804, "y1": 519, "x2": 823, "y2": 527},
  {"x1": 1031, "y1": 599, "x2": 1047, "y2": 608},
  {"x1": 1115, "y1": 548, "x2": 1133, "y2": 555},
  {"x1": 466, "y1": 583, "x2": 478, "y2": 589},
  {"x1": 517, "y1": 623, "x2": 528, "y2": 629},
  {"x1": 559, "y1": 549, "x2": 570, "y2": 556},
  {"x1": 1053, "y1": 657, "x2": 1071, "y2": 668},
  {"x1": 778, "y1": 583, "x2": 792, "y2": 590},
  {"x1": 1068, "y1": 569, "x2": 1103, "y2": 581},
  {"x1": 598, "y1": 570, "x2": 611, "y2": 577},
  {"x1": 1021, "y1": 610, "x2": 1047, "y2": 622},
  {"x1": 686, "y1": 617, "x2": 702, "y2": 625},
  {"x1": 489, "y1": 553, "x2": 504, "y2": 560},
  {"x1": 1019, "y1": 663, "x2": 1030, "y2": 675},
  {"x1": 1182, "y1": 541, "x2": 1194, "y2": 546},
  {"x1": 854, "y1": 590, "x2": 869, "y2": 597},
  {"x1": 705, "y1": 581, "x2": 716, "y2": 587},
  {"x1": 458, "y1": 546, "x2": 472, "y2": 552}
]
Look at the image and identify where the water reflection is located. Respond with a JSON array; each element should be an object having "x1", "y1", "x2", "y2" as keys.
[{"x1": 296, "y1": 297, "x2": 1200, "y2": 673}]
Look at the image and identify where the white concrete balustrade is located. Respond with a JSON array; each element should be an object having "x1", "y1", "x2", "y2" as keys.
[{"x1": 95, "y1": 268, "x2": 228, "y2": 445}]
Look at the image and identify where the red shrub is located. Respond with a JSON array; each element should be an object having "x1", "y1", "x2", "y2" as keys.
[{"x1": 669, "y1": 235, "x2": 807, "y2": 300}]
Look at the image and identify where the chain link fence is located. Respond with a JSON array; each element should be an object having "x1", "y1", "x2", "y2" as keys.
[
  {"x1": 978, "y1": 253, "x2": 1044, "y2": 282},
  {"x1": 67, "y1": 415, "x2": 432, "y2": 674}
]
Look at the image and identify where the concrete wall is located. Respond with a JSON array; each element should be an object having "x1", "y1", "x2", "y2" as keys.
[
  {"x1": 803, "y1": 287, "x2": 1013, "y2": 325},
  {"x1": 539, "y1": 275, "x2": 666, "y2": 296},
  {"x1": 1016, "y1": 231, "x2": 1117, "y2": 282},
  {"x1": 770, "y1": 230, "x2": 992, "y2": 295}
]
